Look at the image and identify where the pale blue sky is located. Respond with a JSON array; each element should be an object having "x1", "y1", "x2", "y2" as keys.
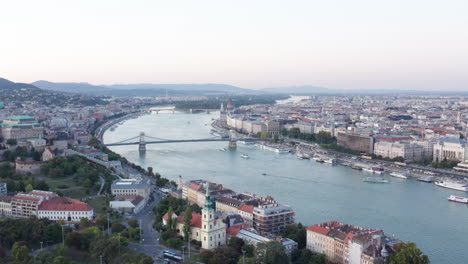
[{"x1": 1, "y1": 0, "x2": 467, "y2": 90}]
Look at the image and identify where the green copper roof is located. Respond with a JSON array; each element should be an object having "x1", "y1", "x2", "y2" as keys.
[
  {"x1": 7, "y1": 115, "x2": 35, "y2": 120},
  {"x1": 204, "y1": 182, "x2": 214, "y2": 210}
]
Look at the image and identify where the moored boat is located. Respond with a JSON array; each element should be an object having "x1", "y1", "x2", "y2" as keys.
[
  {"x1": 390, "y1": 171, "x2": 408, "y2": 179},
  {"x1": 363, "y1": 177, "x2": 389, "y2": 183},
  {"x1": 351, "y1": 165, "x2": 363, "y2": 170},
  {"x1": 434, "y1": 180, "x2": 468, "y2": 191},
  {"x1": 219, "y1": 148, "x2": 227, "y2": 152},
  {"x1": 240, "y1": 154, "x2": 249, "y2": 159},
  {"x1": 448, "y1": 195, "x2": 468, "y2": 204}
]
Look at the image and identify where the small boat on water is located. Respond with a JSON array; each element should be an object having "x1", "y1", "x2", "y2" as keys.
[
  {"x1": 417, "y1": 176, "x2": 434, "y2": 183},
  {"x1": 351, "y1": 165, "x2": 363, "y2": 170},
  {"x1": 219, "y1": 148, "x2": 227, "y2": 152},
  {"x1": 324, "y1": 158, "x2": 337, "y2": 165},
  {"x1": 362, "y1": 167, "x2": 374, "y2": 173},
  {"x1": 240, "y1": 154, "x2": 249, "y2": 159},
  {"x1": 389, "y1": 172, "x2": 408, "y2": 179},
  {"x1": 448, "y1": 195, "x2": 468, "y2": 204},
  {"x1": 435, "y1": 180, "x2": 468, "y2": 192},
  {"x1": 363, "y1": 177, "x2": 389, "y2": 183},
  {"x1": 262, "y1": 173, "x2": 267, "y2": 176}
]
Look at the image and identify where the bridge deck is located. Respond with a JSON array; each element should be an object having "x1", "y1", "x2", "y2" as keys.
[{"x1": 105, "y1": 138, "x2": 261, "y2": 146}]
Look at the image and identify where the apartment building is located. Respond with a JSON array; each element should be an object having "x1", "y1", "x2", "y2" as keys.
[
  {"x1": 253, "y1": 199, "x2": 295, "y2": 234},
  {"x1": 307, "y1": 221, "x2": 397, "y2": 264}
]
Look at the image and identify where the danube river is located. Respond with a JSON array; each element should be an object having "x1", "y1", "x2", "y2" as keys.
[{"x1": 104, "y1": 111, "x2": 468, "y2": 264}]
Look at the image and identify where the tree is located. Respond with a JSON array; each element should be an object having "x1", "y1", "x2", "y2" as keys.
[
  {"x1": 128, "y1": 219, "x2": 139, "y2": 229},
  {"x1": 166, "y1": 206, "x2": 176, "y2": 233},
  {"x1": 6, "y1": 139, "x2": 17, "y2": 145},
  {"x1": 254, "y1": 241, "x2": 289, "y2": 264},
  {"x1": 65, "y1": 231, "x2": 82, "y2": 249},
  {"x1": 79, "y1": 217, "x2": 92, "y2": 228},
  {"x1": 390, "y1": 242, "x2": 430, "y2": 264},
  {"x1": 183, "y1": 206, "x2": 192, "y2": 239},
  {"x1": 87, "y1": 136, "x2": 100, "y2": 148},
  {"x1": 237, "y1": 257, "x2": 256, "y2": 264},
  {"x1": 260, "y1": 132, "x2": 270, "y2": 139},
  {"x1": 25, "y1": 184, "x2": 34, "y2": 193},
  {"x1": 11, "y1": 242, "x2": 32, "y2": 263}
]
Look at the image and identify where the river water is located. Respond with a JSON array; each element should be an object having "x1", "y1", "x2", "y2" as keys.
[{"x1": 104, "y1": 111, "x2": 468, "y2": 264}]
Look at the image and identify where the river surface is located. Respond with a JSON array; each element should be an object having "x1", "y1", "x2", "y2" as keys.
[{"x1": 104, "y1": 111, "x2": 468, "y2": 264}]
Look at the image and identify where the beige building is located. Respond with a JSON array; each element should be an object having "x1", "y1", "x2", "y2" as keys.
[
  {"x1": 15, "y1": 160, "x2": 45, "y2": 175},
  {"x1": 433, "y1": 137, "x2": 468, "y2": 162},
  {"x1": 373, "y1": 141, "x2": 423, "y2": 162},
  {"x1": 1, "y1": 115, "x2": 44, "y2": 141},
  {"x1": 111, "y1": 178, "x2": 151, "y2": 203}
]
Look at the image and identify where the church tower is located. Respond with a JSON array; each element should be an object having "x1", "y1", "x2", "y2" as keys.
[{"x1": 200, "y1": 182, "x2": 226, "y2": 249}]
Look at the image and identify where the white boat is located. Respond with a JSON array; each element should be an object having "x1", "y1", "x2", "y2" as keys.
[
  {"x1": 435, "y1": 181, "x2": 468, "y2": 191},
  {"x1": 219, "y1": 148, "x2": 227, "y2": 152},
  {"x1": 240, "y1": 154, "x2": 249, "y2": 159},
  {"x1": 275, "y1": 148, "x2": 290, "y2": 153},
  {"x1": 390, "y1": 171, "x2": 408, "y2": 179},
  {"x1": 324, "y1": 158, "x2": 337, "y2": 165},
  {"x1": 448, "y1": 195, "x2": 468, "y2": 204},
  {"x1": 238, "y1": 140, "x2": 254, "y2": 145},
  {"x1": 363, "y1": 177, "x2": 389, "y2": 183},
  {"x1": 362, "y1": 167, "x2": 374, "y2": 173}
]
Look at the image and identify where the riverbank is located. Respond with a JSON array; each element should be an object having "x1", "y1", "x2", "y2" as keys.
[{"x1": 95, "y1": 111, "x2": 146, "y2": 141}]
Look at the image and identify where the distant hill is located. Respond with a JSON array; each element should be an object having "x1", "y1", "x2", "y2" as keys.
[
  {"x1": 261, "y1": 85, "x2": 329, "y2": 94},
  {"x1": 0, "y1": 77, "x2": 39, "y2": 90},
  {"x1": 32, "y1": 80, "x2": 111, "y2": 94},
  {"x1": 32, "y1": 81, "x2": 258, "y2": 96},
  {"x1": 106, "y1": 83, "x2": 252, "y2": 93}
]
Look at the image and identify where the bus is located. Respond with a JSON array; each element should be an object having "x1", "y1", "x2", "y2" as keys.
[
  {"x1": 393, "y1": 161, "x2": 407, "y2": 167},
  {"x1": 163, "y1": 250, "x2": 183, "y2": 262},
  {"x1": 361, "y1": 155, "x2": 373, "y2": 160}
]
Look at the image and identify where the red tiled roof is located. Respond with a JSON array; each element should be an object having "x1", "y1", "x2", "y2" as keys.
[
  {"x1": 239, "y1": 204, "x2": 254, "y2": 214},
  {"x1": 189, "y1": 183, "x2": 201, "y2": 191},
  {"x1": 14, "y1": 195, "x2": 41, "y2": 202},
  {"x1": 176, "y1": 212, "x2": 202, "y2": 228},
  {"x1": 307, "y1": 225, "x2": 330, "y2": 236},
  {"x1": 39, "y1": 197, "x2": 93, "y2": 211},
  {"x1": 227, "y1": 225, "x2": 242, "y2": 237}
]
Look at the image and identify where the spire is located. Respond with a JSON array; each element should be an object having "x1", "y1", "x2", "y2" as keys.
[{"x1": 204, "y1": 182, "x2": 214, "y2": 210}]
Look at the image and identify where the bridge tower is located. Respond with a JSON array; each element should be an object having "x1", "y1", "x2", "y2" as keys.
[
  {"x1": 139, "y1": 132, "x2": 146, "y2": 152},
  {"x1": 228, "y1": 129, "x2": 237, "y2": 149}
]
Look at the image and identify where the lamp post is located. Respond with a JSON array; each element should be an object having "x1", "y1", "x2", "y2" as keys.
[
  {"x1": 107, "y1": 213, "x2": 110, "y2": 235},
  {"x1": 242, "y1": 249, "x2": 246, "y2": 264},
  {"x1": 100, "y1": 255, "x2": 103, "y2": 264},
  {"x1": 61, "y1": 225, "x2": 64, "y2": 247},
  {"x1": 187, "y1": 231, "x2": 191, "y2": 259},
  {"x1": 40, "y1": 241, "x2": 43, "y2": 252}
]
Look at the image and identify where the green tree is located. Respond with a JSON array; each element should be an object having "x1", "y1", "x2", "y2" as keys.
[
  {"x1": 255, "y1": 241, "x2": 289, "y2": 264},
  {"x1": 260, "y1": 132, "x2": 270, "y2": 139},
  {"x1": 25, "y1": 184, "x2": 34, "y2": 193},
  {"x1": 87, "y1": 136, "x2": 100, "y2": 147},
  {"x1": 237, "y1": 257, "x2": 256, "y2": 264},
  {"x1": 11, "y1": 242, "x2": 32, "y2": 263},
  {"x1": 6, "y1": 139, "x2": 17, "y2": 145},
  {"x1": 183, "y1": 206, "x2": 192, "y2": 239},
  {"x1": 65, "y1": 231, "x2": 82, "y2": 249},
  {"x1": 390, "y1": 242, "x2": 429, "y2": 264}
]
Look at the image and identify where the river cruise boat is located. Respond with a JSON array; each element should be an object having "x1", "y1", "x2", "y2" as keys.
[
  {"x1": 363, "y1": 177, "x2": 389, "y2": 183},
  {"x1": 390, "y1": 171, "x2": 408, "y2": 179},
  {"x1": 434, "y1": 180, "x2": 468, "y2": 191},
  {"x1": 238, "y1": 140, "x2": 254, "y2": 145},
  {"x1": 296, "y1": 153, "x2": 310, "y2": 160},
  {"x1": 324, "y1": 158, "x2": 337, "y2": 165},
  {"x1": 448, "y1": 195, "x2": 468, "y2": 204},
  {"x1": 362, "y1": 167, "x2": 374, "y2": 173},
  {"x1": 240, "y1": 154, "x2": 250, "y2": 159},
  {"x1": 372, "y1": 167, "x2": 385, "y2": 174},
  {"x1": 351, "y1": 165, "x2": 363, "y2": 170}
]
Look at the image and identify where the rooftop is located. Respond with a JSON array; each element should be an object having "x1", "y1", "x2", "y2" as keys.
[{"x1": 39, "y1": 197, "x2": 93, "y2": 211}]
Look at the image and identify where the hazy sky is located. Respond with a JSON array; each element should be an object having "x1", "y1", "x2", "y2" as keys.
[{"x1": 1, "y1": 0, "x2": 467, "y2": 90}]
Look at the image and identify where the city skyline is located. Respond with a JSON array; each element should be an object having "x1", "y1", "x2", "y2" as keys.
[{"x1": 1, "y1": 0, "x2": 467, "y2": 91}]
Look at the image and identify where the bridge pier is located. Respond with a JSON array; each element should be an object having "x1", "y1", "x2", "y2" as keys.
[
  {"x1": 139, "y1": 132, "x2": 146, "y2": 152},
  {"x1": 228, "y1": 129, "x2": 237, "y2": 149}
]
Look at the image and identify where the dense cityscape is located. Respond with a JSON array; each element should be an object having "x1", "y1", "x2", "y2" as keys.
[{"x1": 1, "y1": 75, "x2": 467, "y2": 263}]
